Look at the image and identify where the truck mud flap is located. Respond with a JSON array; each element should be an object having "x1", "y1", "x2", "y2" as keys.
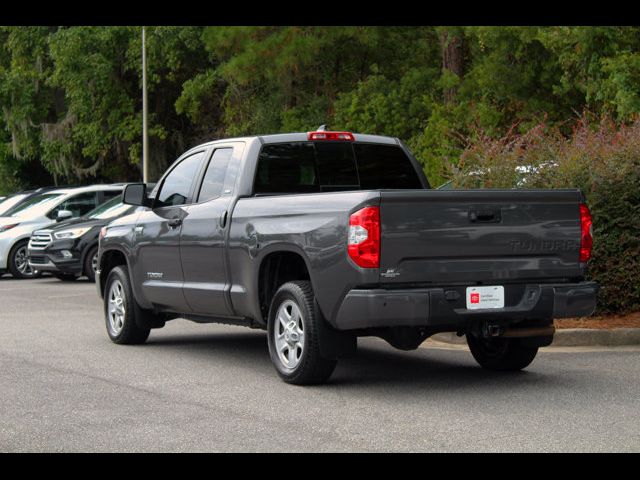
[{"x1": 316, "y1": 301, "x2": 357, "y2": 359}]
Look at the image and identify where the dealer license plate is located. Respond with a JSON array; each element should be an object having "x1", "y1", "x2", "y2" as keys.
[{"x1": 466, "y1": 286, "x2": 505, "y2": 310}]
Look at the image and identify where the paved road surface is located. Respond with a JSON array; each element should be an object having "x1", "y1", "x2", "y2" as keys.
[{"x1": 1, "y1": 276, "x2": 638, "y2": 452}]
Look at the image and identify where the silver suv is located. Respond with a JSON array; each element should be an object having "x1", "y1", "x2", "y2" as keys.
[{"x1": 0, "y1": 184, "x2": 123, "y2": 279}]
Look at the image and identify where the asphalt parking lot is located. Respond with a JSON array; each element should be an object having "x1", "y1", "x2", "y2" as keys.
[{"x1": 1, "y1": 276, "x2": 639, "y2": 452}]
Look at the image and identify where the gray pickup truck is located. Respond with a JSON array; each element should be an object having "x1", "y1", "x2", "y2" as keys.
[{"x1": 96, "y1": 130, "x2": 597, "y2": 384}]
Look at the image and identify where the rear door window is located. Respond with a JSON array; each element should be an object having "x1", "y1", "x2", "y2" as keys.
[{"x1": 197, "y1": 148, "x2": 234, "y2": 202}]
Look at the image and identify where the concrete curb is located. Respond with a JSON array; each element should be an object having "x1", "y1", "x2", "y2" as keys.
[{"x1": 432, "y1": 328, "x2": 640, "y2": 347}]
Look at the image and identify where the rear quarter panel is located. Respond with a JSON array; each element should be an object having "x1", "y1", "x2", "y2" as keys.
[{"x1": 228, "y1": 191, "x2": 381, "y2": 326}]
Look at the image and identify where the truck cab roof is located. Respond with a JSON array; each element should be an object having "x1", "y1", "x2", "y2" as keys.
[{"x1": 181, "y1": 131, "x2": 400, "y2": 158}]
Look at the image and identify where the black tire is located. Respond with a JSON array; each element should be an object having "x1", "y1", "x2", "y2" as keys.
[
  {"x1": 8, "y1": 240, "x2": 42, "y2": 279},
  {"x1": 267, "y1": 281, "x2": 337, "y2": 385},
  {"x1": 466, "y1": 334, "x2": 539, "y2": 371},
  {"x1": 83, "y1": 245, "x2": 98, "y2": 282},
  {"x1": 103, "y1": 266, "x2": 150, "y2": 345},
  {"x1": 54, "y1": 272, "x2": 78, "y2": 281}
]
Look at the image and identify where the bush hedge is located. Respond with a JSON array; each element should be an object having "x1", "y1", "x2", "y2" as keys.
[{"x1": 449, "y1": 116, "x2": 640, "y2": 314}]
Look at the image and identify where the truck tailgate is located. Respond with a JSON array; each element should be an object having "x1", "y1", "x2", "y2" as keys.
[{"x1": 379, "y1": 189, "x2": 584, "y2": 284}]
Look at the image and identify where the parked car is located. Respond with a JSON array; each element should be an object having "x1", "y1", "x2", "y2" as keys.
[
  {"x1": 97, "y1": 130, "x2": 597, "y2": 384},
  {"x1": 0, "y1": 187, "x2": 69, "y2": 217},
  {"x1": 0, "y1": 185, "x2": 124, "y2": 279},
  {"x1": 0, "y1": 191, "x2": 35, "y2": 217},
  {"x1": 27, "y1": 189, "x2": 152, "y2": 282},
  {"x1": 1, "y1": 186, "x2": 89, "y2": 218}
]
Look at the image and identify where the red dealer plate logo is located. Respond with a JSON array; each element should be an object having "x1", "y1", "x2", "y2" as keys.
[{"x1": 470, "y1": 293, "x2": 480, "y2": 304}]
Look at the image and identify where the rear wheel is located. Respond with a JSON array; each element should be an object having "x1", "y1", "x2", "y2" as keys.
[
  {"x1": 467, "y1": 334, "x2": 539, "y2": 371},
  {"x1": 104, "y1": 266, "x2": 150, "y2": 345},
  {"x1": 8, "y1": 240, "x2": 42, "y2": 279},
  {"x1": 83, "y1": 246, "x2": 98, "y2": 282},
  {"x1": 267, "y1": 281, "x2": 337, "y2": 385}
]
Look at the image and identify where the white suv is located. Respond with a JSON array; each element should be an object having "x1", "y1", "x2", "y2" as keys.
[{"x1": 0, "y1": 184, "x2": 123, "y2": 279}]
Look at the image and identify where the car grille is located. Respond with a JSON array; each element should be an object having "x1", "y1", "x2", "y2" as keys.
[
  {"x1": 29, "y1": 231, "x2": 53, "y2": 250},
  {"x1": 28, "y1": 255, "x2": 48, "y2": 265}
]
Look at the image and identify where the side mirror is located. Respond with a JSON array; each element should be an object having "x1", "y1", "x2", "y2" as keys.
[
  {"x1": 57, "y1": 210, "x2": 73, "y2": 222},
  {"x1": 122, "y1": 183, "x2": 151, "y2": 207}
]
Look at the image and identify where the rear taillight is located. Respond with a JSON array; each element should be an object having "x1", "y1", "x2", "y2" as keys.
[
  {"x1": 579, "y1": 203, "x2": 593, "y2": 263},
  {"x1": 307, "y1": 131, "x2": 354, "y2": 141},
  {"x1": 348, "y1": 206, "x2": 380, "y2": 268}
]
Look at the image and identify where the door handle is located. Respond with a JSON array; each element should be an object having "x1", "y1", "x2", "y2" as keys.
[
  {"x1": 220, "y1": 211, "x2": 228, "y2": 228},
  {"x1": 168, "y1": 218, "x2": 182, "y2": 228},
  {"x1": 468, "y1": 208, "x2": 501, "y2": 223}
]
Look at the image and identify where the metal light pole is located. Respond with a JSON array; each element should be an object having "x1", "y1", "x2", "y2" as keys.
[{"x1": 142, "y1": 26, "x2": 149, "y2": 183}]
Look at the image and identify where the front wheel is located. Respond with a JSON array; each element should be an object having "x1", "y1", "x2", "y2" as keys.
[
  {"x1": 267, "y1": 281, "x2": 337, "y2": 385},
  {"x1": 466, "y1": 334, "x2": 539, "y2": 371},
  {"x1": 8, "y1": 240, "x2": 42, "y2": 279},
  {"x1": 104, "y1": 266, "x2": 150, "y2": 345},
  {"x1": 83, "y1": 246, "x2": 98, "y2": 282}
]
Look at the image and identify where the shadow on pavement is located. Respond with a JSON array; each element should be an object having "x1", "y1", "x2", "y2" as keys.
[
  {"x1": 37, "y1": 277, "x2": 92, "y2": 285},
  {"x1": 142, "y1": 330, "x2": 561, "y2": 392},
  {"x1": 0, "y1": 274, "x2": 91, "y2": 284}
]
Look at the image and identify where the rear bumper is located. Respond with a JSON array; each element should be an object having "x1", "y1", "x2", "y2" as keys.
[{"x1": 332, "y1": 281, "x2": 598, "y2": 330}]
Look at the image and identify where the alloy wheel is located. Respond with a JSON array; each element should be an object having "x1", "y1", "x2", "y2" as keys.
[
  {"x1": 274, "y1": 300, "x2": 305, "y2": 369},
  {"x1": 14, "y1": 246, "x2": 37, "y2": 277},
  {"x1": 107, "y1": 280, "x2": 126, "y2": 336},
  {"x1": 91, "y1": 252, "x2": 99, "y2": 273}
]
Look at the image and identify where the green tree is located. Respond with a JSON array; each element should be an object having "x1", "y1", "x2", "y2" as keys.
[
  {"x1": 0, "y1": 26, "x2": 56, "y2": 189},
  {"x1": 2, "y1": 26, "x2": 640, "y2": 191},
  {"x1": 46, "y1": 26, "x2": 140, "y2": 181}
]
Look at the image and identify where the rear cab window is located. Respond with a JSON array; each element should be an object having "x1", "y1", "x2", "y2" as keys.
[
  {"x1": 353, "y1": 143, "x2": 423, "y2": 190},
  {"x1": 253, "y1": 141, "x2": 424, "y2": 195}
]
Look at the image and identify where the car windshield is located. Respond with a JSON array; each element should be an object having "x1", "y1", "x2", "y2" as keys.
[
  {"x1": 86, "y1": 196, "x2": 132, "y2": 220},
  {"x1": 7, "y1": 193, "x2": 64, "y2": 217},
  {"x1": 0, "y1": 194, "x2": 28, "y2": 216}
]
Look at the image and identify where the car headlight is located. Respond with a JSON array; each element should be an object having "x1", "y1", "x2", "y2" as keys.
[
  {"x1": 53, "y1": 227, "x2": 91, "y2": 240},
  {"x1": 0, "y1": 223, "x2": 19, "y2": 234}
]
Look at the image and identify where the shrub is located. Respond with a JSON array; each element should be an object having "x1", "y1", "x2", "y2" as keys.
[{"x1": 449, "y1": 115, "x2": 640, "y2": 314}]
